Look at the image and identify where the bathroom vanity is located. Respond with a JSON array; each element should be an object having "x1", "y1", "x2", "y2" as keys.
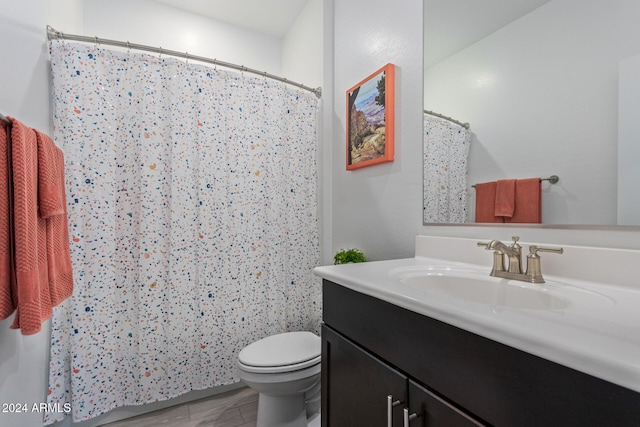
[{"x1": 315, "y1": 236, "x2": 640, "y2": 426}]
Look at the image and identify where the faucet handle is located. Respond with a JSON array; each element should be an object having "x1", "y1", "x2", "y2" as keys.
[
  {"x1": 525, "y1": 245, "x2": 564, "y2": 283},
  {"x1": 528, "y1": 245, "x2": 564, "y2": 257},
  {"x1": 477, "y1": 241, "x2": 506, "y2": 274}
]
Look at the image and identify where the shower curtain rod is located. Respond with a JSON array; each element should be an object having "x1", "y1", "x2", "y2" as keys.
[
  {"x1": 424, "y1": 109, "x2": 470, "y2": 129},
  {"x1": 0, "y1": 113, "x2": 10, "y2": 124},
  {"x1": 46, "y1": 25, "x2": 322, "y2": 98}
]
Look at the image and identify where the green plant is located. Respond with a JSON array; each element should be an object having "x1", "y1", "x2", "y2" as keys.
[{"x1": 333, "y1": 248, "x2": 367, "y2": 265}]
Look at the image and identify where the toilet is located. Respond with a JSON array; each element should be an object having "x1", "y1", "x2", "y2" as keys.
[{"x1": 237, "y1": 331, "x2": 321, "y2": 427}]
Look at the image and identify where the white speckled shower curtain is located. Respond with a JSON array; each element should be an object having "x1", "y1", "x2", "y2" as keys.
[
  {"x1": 423, "y1": 114, "x2": 471, "y2": 223},
  {"x1": 45, "y1": 40, "x2": 320, "y2": 424}
]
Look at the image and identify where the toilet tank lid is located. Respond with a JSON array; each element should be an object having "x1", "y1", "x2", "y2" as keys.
[{"x1": 239, "y1": 331, "x2": 321, "y2": 367}]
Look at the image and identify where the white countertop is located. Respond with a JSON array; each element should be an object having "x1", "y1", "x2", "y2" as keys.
[{"x1": 314, "y1": 236, "x2": 640, "y2": 394}]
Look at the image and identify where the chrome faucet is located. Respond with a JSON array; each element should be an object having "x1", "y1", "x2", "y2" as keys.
[{"x1": 477, "y1": 236, "x2": 563, "y2": 283}]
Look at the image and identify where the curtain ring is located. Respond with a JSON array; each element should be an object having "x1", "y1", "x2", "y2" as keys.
[
  {"x1": 185, "y1": 51, "x2": 189, "y2": 64},
  {"x1": 94, "y1": 35, "x2": 99, "y2": 47},
  {"x1": 159, "y1": 47, "x2": 162, "y2": 59},
  {"x1": 126, "y1": 41, "x2": 131, "y2": 55}
]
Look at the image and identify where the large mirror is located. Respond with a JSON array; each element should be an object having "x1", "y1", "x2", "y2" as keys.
[{"x1": 423, "y1": 0, "x2": 640, "y2": 226}]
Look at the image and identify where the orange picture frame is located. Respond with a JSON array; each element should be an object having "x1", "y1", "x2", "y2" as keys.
[{"x1": 345, "y1": 63, "x2": 395, "y2": 170}]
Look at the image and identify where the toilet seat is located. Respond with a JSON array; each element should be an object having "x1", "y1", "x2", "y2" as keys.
[
  {"x1": 238, "y1": 331, "x2": 321, "y2": 374},
  {"x1": 238, "y1": 355, "x2": 321, "y2": 374}
]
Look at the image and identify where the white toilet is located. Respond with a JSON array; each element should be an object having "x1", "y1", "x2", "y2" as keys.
[{"x1": 237, "y1": 331, "x2": 321, "y2": 427}]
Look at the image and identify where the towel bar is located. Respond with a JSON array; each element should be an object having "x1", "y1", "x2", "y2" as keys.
[{"x1": 471, "y1": 175, "x2": 559, "y2": 189}]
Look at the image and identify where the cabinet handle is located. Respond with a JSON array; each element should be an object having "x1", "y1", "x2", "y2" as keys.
[
  {"x1": 387, "y1": 395, "x2": 402, "y2": 427},
  {"x1": 403, "y1": 408, "x2": 418, "y2": 426}
]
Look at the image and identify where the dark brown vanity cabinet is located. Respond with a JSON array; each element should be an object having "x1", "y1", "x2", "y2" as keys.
[{"x1": 321, "y1": 279, "x2": 640, "y2": 426}]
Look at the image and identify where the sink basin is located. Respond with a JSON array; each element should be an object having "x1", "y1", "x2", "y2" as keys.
[{"x1": 389, "y1": 267, "x2": 613, "y2": 310}]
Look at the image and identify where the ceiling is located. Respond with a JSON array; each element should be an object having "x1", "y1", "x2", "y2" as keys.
[
  {"x1": 154, "y1": 0, "x2": 552, "y2": 66},
  {"x1": 152, "y1": 0, "x2": 310, "y2": 38}
]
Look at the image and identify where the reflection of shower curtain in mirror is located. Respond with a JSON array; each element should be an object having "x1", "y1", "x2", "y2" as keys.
[
  {"x1": 423, "y1": 114, "x2": 471, "y2": 223},
  {"x1": 45, "y1": 40, "x2": 321, "y2": 424}
]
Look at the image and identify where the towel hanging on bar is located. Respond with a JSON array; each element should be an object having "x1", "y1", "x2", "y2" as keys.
[{"x1": 0, "y1": 116, "x2": 74, "y2": 335}]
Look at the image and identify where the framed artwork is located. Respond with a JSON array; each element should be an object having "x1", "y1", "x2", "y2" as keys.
[{"x1": 346, "y1": 63, "x2": 395, "y2": 170}]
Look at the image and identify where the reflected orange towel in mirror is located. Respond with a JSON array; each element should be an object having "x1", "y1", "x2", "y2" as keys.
[
  {"x1": 495, "y1": 179, "x2": 516, "y2": 218},
  {"x1": 505, "y1": 178, "x2": 542, "y2": 223},
  {"x1": 475, "y1": 181, "x2": 503, "y2": 223}
]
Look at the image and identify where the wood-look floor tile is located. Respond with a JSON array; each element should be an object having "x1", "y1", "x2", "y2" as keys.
[
  {"x1": 102, "y1": 387, "x2": 258, "y2": 427},
  {"x1": 237, "y1": 398, "x2": 258, "y2": 422},
  {"x1": 188, "y1": 387, "x2": 258, "y2": 421},
  {"x1": 190, "y1": 407, "x2": 245, "y2": 427},
  {"x1": 103, "y1": 404, "x2": 190, "y2": 427}
]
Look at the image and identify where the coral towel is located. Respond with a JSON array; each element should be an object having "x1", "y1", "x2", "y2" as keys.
[
  {"x1": 37, "y1": 130, "x2": 66, "y2": 217},
  {"x1": 505, "y1": 178, "x2": 542, "y2": 224},
  {"x1": 495, "y1": 179, "x2": 516, "y2": 218},
  {"x1": 474, "y1": 181, "x2": 503, "y2": 223},
  {"x1": 0, "y1": 117, "x2": 74, "y2": 335},
  {"x1": 36, "y1": 130, "x2": 74, "y2": 308},
  {"x1": 0, "y1": 123, "x2": 11, "y2": 320}
]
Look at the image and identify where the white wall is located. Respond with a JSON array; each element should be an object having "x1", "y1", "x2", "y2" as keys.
[
  {"x1": 0, "y1": 0, "x2": 82, "y2": 133},
  {"x1": 424, "y1": 0, "x2": 640, "y2": 226},
  {"x1": 0, "y1": 1, "x2": 322, "y2": 426},
  {"x1": 329, "y1": 0, "x2": 424, "y2": 262}
]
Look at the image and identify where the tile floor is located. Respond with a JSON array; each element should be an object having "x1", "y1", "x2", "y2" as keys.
[{"x1": 102, "y1": 387, "x2": 258, "y2": 427}]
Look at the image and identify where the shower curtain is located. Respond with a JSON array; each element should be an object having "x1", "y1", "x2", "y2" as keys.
[
  {"x1": 45, "y1": 40, "x2": 321, "y2": 424},
  {"x1": 423, "y1": 114, "x2": 471, "y2": 223}
]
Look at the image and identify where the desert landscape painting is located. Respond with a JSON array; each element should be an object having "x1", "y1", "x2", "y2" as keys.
[{"x1": 346, "y1": 64, "x2": 394, "y2": 169}]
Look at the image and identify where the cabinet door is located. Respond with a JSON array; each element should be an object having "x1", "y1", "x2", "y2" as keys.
[
  {"x1": 322, "y1": 325, "x2": 407, "y2": 427},
  {"x1": 406, "y1": 380, "x2": 486, "y2": 427}
]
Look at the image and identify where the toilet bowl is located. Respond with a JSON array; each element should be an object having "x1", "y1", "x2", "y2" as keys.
[{"x1": 237, "y1": 331, "x2": 321, "y2": 427}]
